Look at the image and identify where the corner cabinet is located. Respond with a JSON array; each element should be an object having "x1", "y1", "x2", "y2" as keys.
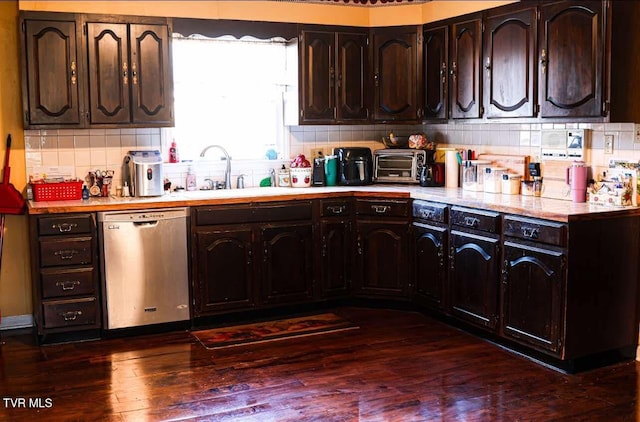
[
  {"x1": 353, "y1": 198, "x2": 411, "y2": 299},
  {"x1": 299, "y1": 27, "x2": 369, "y2": 124},
  {"x1": 21, "y1": 13, "x2": 85, "y2": 127},
  {"x1": 86, "y1": 20, "x2": 173, "y2": 126},
  {"x1": 20, "y1": 11, "x2": 174, "y2": 129},
  {"x1": 371, "y1": 26, "x2": 423, "y2": 122}
]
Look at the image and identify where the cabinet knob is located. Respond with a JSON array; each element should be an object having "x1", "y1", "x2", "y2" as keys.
[
  {"x1": 70, "y1": 61, "x2": 77, "y2": 85},
  {"x1": 123, "y1": 62, "x2": 129, "y2": 85},
  {"x1": 371, "y1": 205, "x2": 389, "y2": 214},
  {"x1": 521, "y1": 226, "x2": 539, "y2": 239},
  {"x1": 53, "y1": 222, "x2": 77, "y2": 233},
  {"x1": 60, "y1": 310, "x2": 82, "y2": 321},
  {"x1": 56, "y1": 280, "x2": 80, "y2": 291},
  {"x1": 54, "y1": 249, "x2": 79, "y2": 260},
  {"x1": 540, "y1": 48, "x2": 547, "y2": 75},
  {"x1": 132, "y1": 62, "x2": 138, "y2": 85}
]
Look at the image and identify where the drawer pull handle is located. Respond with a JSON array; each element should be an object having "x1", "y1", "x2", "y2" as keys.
[
  {"x1": 55, "y1": 250, "x2": 79, "y2": 260},
  {"x1": 60, "y1": 310, "x2": 82, "y2": 321},
  {"x1": 464, "y1": 216, "x2": 479, "y2": 227},
  {"x1": 371, "y1": 205, "x2": 389, "y2": 214},
  {"x1": 522, "y1": 227, "x2": 539, "y2": 239},
  {"x1": 56, "y1": 280, "x2": 81, "y2": 291},
  {"x1": 53, "y1": 223, "x2": 78, "y2": 233},
  {"x1": 420, "y1": 209, "x2": 434, "y2": 219},
  {"x1": 327, "y1": 205, "x2": 345, "y2": 214}
]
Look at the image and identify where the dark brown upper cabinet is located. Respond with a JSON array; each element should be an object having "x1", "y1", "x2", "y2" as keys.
[
  {"x1": 20, "y1": 11, "x2": 174, "y2": 129},
  {"x1": 21, "y1": 14, "x2": 85, "y2": 128},
  {"x1": 422, "y1": 24, "x2": 448, "y2": 120},
  {"x1": 538, "y1": 1, "x2": 604, "y2": 118},
  {"x1": 86, "y1": 20, "x2": 173, "y2": 126},
  {"x1": 372, "y1": 26, "x2": 423, "y2": 122},
  {"x1": 299, "y1": 27, "x2": 369, "y2": 124},
  {"x1": 450, "y1": 16, "x2": 482, "y2": 119},
  {"x1": 484, "y1": 6, "x2": 537, "y2": 118}
]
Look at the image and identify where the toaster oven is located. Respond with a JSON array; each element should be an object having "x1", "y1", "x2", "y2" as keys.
[{"x1": 373, "y1": 149, "x2": 426, "y2": 183}]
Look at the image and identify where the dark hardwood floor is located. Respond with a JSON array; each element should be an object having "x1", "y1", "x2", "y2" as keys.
[{"x1": 1, "y1": 307, "x2": 638, "y2": 421}]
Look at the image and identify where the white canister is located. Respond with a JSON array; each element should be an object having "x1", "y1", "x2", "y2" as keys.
[
  {"x1": 501, "y1": 174, "x2": 522, "y2": 195},
  {"x1": 484, "y1": 167, "x2": 507, "y2": 193}
]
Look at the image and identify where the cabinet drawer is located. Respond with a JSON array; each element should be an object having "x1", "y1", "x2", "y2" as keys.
[
  {"x1": 194, "y1": 205, "x2": 254, "y2": 226},
  {"x1": 253, "y1": 201, "x2": 312, "y2": 222},
  {"x1": 39, "y1": 237, "x2": 93, "y2": 267},
  {"x1": 503, "y1": 216, "x2": 566, "y2": 247},
  {"x1": 321, "y1": 199, "x2": 352, "y2": 217},
  {"x1": 41, "y1": 267, "x2": 95, "y2": 299},
  {"x1": 450, "y1": 207, "x2": 500, "y2": 233},
  {"x1": 38, "y1": 214, "x2": 93, "y2": 236},
  {"x1": 413, "y1": 201, "x2": 447, "y2": 223},
  {"x1": 356, "y1": 199, "x2": 410, "y2": 217},
  {"x1": 42, "y1": 297, "x2": 98, "y2": 329}
]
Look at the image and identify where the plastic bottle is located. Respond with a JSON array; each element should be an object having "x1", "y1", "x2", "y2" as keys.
[
  {"x1": 169, "y1": 139, "x2": 179, "y2": 163},
  {"x1": 278, "y1": 164, "x2": 290, "y2": 187},
  {"x1": 186, "y1": 165, "x2": 197, "y2": 191},
  {"x1": 82, "y1": 185, "x2": 90, "y2": 200}
]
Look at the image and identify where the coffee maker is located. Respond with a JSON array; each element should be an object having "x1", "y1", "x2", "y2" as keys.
[
  {"x1": 122, "y1": 150, "x2": 164, "y2": 197},
  {"x1": 334, "y1": 147, "x2": 373, "y2": 185}
]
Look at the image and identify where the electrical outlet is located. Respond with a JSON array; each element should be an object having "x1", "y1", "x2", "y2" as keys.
[
  {"x1": 604, "y1": 134, "x2": 614, "y2": 154},
  {"x1": 310, "y1": 147, "x2": 325, "y2": 158}
]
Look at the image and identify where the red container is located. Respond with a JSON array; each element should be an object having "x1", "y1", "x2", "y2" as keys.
[{"x1": 32, "y1": 181, "x2": 83, "y2": 201}]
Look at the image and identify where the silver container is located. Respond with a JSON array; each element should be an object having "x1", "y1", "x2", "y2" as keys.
[{"x1": 123, "y1": 150, "x2": 164, "y2": 197}]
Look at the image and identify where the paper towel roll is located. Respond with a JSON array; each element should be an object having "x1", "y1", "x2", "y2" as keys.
[{"x1": 445, "y1": 150, "x2": 459, "y2": 188}]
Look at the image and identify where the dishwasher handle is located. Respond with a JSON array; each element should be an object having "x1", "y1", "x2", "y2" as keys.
[{"x1": 133, "y1": 220, "x2": 159, "y2": 227}]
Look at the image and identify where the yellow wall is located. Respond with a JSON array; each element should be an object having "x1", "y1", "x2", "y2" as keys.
[
  {"x1": 0, "y1": 0, "x2": 30, "y2": 318},
  {"x1": 2, "y1": 0, "x2": 515, "y2": 318}
]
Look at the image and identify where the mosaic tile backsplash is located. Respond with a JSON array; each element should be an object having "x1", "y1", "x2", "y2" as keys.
[{"x1": 24, "y1": 122, "x2": 640, "y2": 193}]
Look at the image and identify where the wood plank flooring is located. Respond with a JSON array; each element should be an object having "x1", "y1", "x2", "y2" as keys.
[{"x1": 1, "y1": 307, "x2": 638, "y2": 421}]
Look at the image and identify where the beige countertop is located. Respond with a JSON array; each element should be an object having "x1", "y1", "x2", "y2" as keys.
[{"x1": 27, "y1": 185, "x2": 640, "y2": 222}]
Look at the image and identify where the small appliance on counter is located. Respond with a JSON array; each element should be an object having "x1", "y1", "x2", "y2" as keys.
[
  {"x1": 122, "y1": 150, "x2": 164, "y2": 197},
  {"x1": 373, "y1": 149, "x2": 426, "y2": 184},
  {"x1": 566, "y1": 160, "x2": 588, "y2": 203},
  {"x1": 420, "y1": 162, "x2": 445, "y2": 187},
  {"x1": 334, "y1": 147, "x2": 373, "y2": 185}
]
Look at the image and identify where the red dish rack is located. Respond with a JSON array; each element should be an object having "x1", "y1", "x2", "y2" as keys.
[{"x1": 32, "y1": 180, "x2": 83, "y2": 201}]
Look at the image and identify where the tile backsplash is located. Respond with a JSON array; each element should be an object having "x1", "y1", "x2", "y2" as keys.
[{"x1": 25, "y1": 121, "x2": 640, "y2": 193}]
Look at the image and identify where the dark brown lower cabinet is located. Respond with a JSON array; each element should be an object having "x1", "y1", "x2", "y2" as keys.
[
  {"x1": 448, "y1": 229, "x2": 500, "y2": 331},
  {"x1": 318, "y1": 218, "x2": 352, "y2": 298},
  {"x1": 413, "y1": 222, "x2": 447, "y2": 310},
  {"x1": 193, "y1": 226, "x2": 254, "y2": 314},
  {"x1": 191, "y1": 202, "x2": 315, "y2": 317},
  {"x1": 502, "y1": 240, "x2": 564, "y2": 354},
  {"x1": 260, "y1": 222, "x2": 314, "y2": 305}
]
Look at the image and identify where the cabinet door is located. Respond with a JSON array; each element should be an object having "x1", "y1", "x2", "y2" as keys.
[
  {"x1": 502, "y1": 241, "x2": 564, "y2": 354},
  {"x1": 260, "y1": 222, "x2": 314, "y2": 305},
  {"x1": 354, "y1": 220, "x2": 410, "y2": 298},
  {"x1": 449, "y1": 230, "x2": 499, "y2": 330},
  {"x1": 423, "y1": 25, "x2": 448, "y2": 120},
  {"x1": 23, "y1": 18, "x2": 83, "y2": 127},
  {"x1": 539, "y1": 1, "x2": 604, "y2": 118},
  {"x1": 372, "y1": 27, "x2": 422, "y2": 122},
  {"x1": 450, "y1": 17, "x2": 482, "y2": 119},
  {"x1": 130, "y1": 24, "x2": 174, "y2": 125},
  {"x1": 300, "y1": 30, "x2": 335, "y2": 123},
  {"x1": 336, "y1": 32, "x2": 369, "y2": 122},
  {"x1": 319, "y1": 218, "x2": 351, "y2": 298},
  {"x1": 194, "y1": 227, "x2": 254, "y2": 315},
  {"x1": 484, "y1": 7, "x2": 537, "y2": 118},
  {"x1": 86, "y1": 22, "x2": 131, "y2": 124},
  {"x1": 413, "y1": 222, "x2": 447, "y2": 310}
]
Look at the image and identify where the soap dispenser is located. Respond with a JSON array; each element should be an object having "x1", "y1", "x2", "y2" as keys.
[{"x1": 186, "y1": 165, "x2": 197, "y2": 191}]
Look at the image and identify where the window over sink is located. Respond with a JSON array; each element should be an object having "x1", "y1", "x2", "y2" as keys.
[{"x1": 168, "y1": 34, "x2": 293, "y2": 161}]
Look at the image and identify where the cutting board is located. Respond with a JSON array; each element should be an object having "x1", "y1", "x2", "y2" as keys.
[
  {"x1": 477, "y1": 154, "x2": 530, "y2": 179},
  {"x1": 539, "y1": 160, "x2": 572, "y2": 201}
]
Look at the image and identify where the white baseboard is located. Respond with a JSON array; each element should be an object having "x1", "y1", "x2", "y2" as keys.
[{"x1": 0, "y1": 314, "x2": 34, "y2": 330}]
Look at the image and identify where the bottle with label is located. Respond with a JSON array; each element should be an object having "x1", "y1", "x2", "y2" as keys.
[
  {"x1": 186, "y1": 165, "x2": 197, "y2": 191},
  {"x1": 169, "y1": 139, "x2": 179, "y2": 163},
  {"x1": 278, "y1": 164, "x2": 290, "y2": 187}
]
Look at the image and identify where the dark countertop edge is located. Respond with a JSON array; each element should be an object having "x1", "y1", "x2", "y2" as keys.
[{"x1": 26, "y1": 187, "x2": 640, "y2": 223}]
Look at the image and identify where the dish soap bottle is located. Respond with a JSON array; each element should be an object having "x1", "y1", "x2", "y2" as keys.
[
  {"x1": 186, "y1": 165, "x2": 197, "y2": 191},
  {"x1": 169, "y1": 139, "x2": 179, "y2": 163}
]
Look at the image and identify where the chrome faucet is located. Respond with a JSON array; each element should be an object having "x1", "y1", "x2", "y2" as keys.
[{"x1": 199, "y1": 145, "x2": 231, "y2": 189}]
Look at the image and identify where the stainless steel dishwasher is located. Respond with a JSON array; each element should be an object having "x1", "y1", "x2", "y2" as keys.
[{"x1": 98, "y1": 208, "x2": 190, "y2": 329}]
